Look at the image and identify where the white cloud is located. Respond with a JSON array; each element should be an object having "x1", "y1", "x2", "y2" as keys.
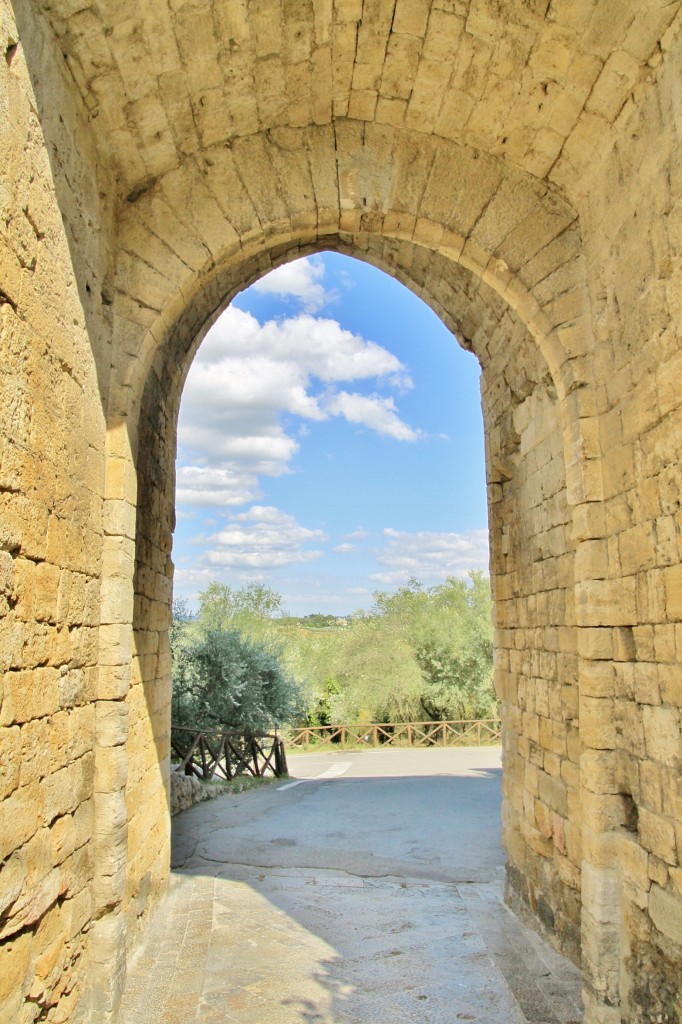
[
  {"x1": 344, "y1": 528, "x2": 370, "y2": 541},
  {"x1": 176, "y1": 465, "x2": 262, "y2": 508},
  {"x1": 203, "y1": 506, "x2": 327, "y2": 570},
  {"x1": 325, "y1": 391, "x2": 421, "y2": 441},
  {"x1": 369, "y1": 527, "x2": 490, "y2": 585},
  {"x1": 177, "y1": 302, "x2": 418, "y2": 511},
  {"x1": 334, "y1": 543, "x2": 356, "y2": 553},
  {"x1": 173, "y1": 566, "x2": 219, "y2": 591},
  {"x1": 252, "y1": 256, "x2": 332, "y2": 312}
]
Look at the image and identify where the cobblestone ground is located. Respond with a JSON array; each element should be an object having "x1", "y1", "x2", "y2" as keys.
[{"x1": 117, "y1": 749, "x2": 583, "y2": 1024}]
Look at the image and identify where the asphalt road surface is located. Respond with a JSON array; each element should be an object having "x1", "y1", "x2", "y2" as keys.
[
  {"x1": 118, "y1": 747, "x2": 582, "y2": 1024},
  {"x1": 173, "y1": 745, "x2": 506, "y2": 883}
]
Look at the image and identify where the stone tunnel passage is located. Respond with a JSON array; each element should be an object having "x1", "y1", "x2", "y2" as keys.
[
  {"x1": 4, "y1": 1, "x2": 682, "y2": 1020},
  {"x1": 131, "y1": 228, "x2": 583, "y2": 981},
  {"x1": 117, "y1": 747, "x2": 583, "y2": 1024}
]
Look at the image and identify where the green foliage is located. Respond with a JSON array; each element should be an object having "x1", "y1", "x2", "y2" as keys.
[
  {"x1": 276, "y1": 571, "x2": 496, "y2": 724},
  {"x1": 321, "y1": 612, "x2": 423, "y2": 724},
  {"x1": 305, "y1": 678, "x2": 340, "y2": 726},
  {"x1": 171, "y1": 574, "x2": 495, "y2": 732},
  {"x1": 364, "y1": 572, "x2": 495, "y2": 722},
  {"x1": 170, "y1": 591, "x2": 302, "y2": 733},
  {"x1": 300, "y1": 613, "x2": 341, "y2": 628},
  {"x1": 198, "y1": 581, "x2": 285, "y2": 631}
]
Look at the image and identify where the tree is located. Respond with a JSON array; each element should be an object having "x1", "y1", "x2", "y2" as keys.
[
  {"x1": 198, "y1": 580, "x2": 284, "y2": 624},
  {"x1": 170, "y1": 590, "x2": 302, "y2": 732},
  {"x1": 326, "y1": 610, "x2": 423, "y2": 724},
  {"x1": 171, "y1": 575, "x2": 495, "y2": 732},
  {"x1": 368, "y1": 572, "x2": 495, "y2": 722},
  {"x1": 412, "y1": 573, "x2": 494, "y2": 720}
]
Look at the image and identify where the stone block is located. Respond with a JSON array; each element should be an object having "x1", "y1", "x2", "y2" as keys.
[
  {"x1": 10, "y1": 668, "x2": 60, "y2": 725},
  {"x1": 648, "y1": 854, "x2": 669, "y2": 888},
  {"x1": 0, "y1": 724, "x2": 20, "y2": 799},
  {"x1": 99, "y1": 576, "x2": 134, "y2": 626},
  {"x1": 649, "y1": 883, "x2": 682, "y2": 945},
  {"x1": 96, "y1": 700, "x2": 129, "y2": 747},
  {"x1": 580, "y1": 661, "x2": 615, "y2": 698},
  {"x1": 663, "y1": 564, "x2": 682, "y2": 621},
  {"x1": 642, "y1": 704, "x2": 681, "y2": 767},
  {"x1": 576, "y1": 578, "x2": 637, "y2": 627},
  {"x1": 538, "y1": 770, "x2": 567, "y2": 816},
  {"x1": 0, "y1": 929, "x2": 31, "y2": 1007},
  {"x1": 578, "y1": 627, "x2": 614, "y2": 660},
  {"x1": 581, "y1": 748, "x2": 618, "y2": 793},
  {"x1": 67, "y1": 703, "x2": 96, "y2": 763},
  {"x1": 632, "y1": 662, "x2": 660, "y2": 705},
  {"x1": 0, "y1": 829, "x2": 60, "y2": 941},
  {"x1": 0, "y1": 781, "x2": 43, "y2": 862},
  {"x1": 580, "y1": 696, "x2": 616, "y2": 749},
  {"x1": 638, "y1": 807, "x2": 677, "y2": 866},
  {"x1": 620, "y1": 833, "x2": 650, "y2": 893},
  {"x1": 659, "y1": 663, "x2": 682, "y2": 705},
  {"x1": 94, "y1": 745, "x2": 129, "y2": 794},
  {"x1": 582, "y1": 863, "x2": 620, "y2": 925},
  {"x1": 98, "y1": 623, "x2": 133, "y2": 668}
]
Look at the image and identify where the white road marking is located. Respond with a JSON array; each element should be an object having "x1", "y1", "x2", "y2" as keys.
[{"x1": 278, "y1": 761, "x2": 352, "y2": 791}]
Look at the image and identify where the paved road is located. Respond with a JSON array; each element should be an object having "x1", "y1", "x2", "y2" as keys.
[
  {"x1": 118, "y1": 747, "x2": 582, "y2": 1024},
  {"x1": 173, "y1": 746, "x2": 505, "y2": 884}
]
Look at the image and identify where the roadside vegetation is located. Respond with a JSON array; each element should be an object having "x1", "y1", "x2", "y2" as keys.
[{"x1": 170, "y1": 574, "x2": 495, "y2": 733}]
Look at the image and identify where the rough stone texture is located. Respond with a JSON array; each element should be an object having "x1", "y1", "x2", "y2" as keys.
[
  {"x1": 169, "y1": 771, "x2": 207, "y2": 817},
  {"x1": 118, "y1": 747, "x2": 583, "y2": 1024},
  {"x1": 1, "y1": 1, "x2": 682, "y2": 1022},
  {"x1": 168, "y1": 771, "x2": 232, "y2": 817}
]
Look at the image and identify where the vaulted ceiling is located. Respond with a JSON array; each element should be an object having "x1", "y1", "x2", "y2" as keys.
[{"x1": 34, "y1": 0, "x2": 679, "y2": 199}]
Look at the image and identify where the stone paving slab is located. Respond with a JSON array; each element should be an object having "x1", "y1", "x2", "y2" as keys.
[
  {"x1": 118, "y1": 868, "x2": 528, "y2": 1024},
  {"x1": 116, "y1": 750, "x2": 582, "y2": 1024}
]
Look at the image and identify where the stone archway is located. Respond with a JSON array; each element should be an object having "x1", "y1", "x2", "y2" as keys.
[
  {"x1": 101, "y1": 126, "x2": 594, "y2": 1011},
  {"x1": 3, "y1": 2, "x2": 682, "y2": 1022}
]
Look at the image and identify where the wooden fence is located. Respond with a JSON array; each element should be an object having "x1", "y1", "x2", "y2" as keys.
[
  {"x1": 171, "y1": 726, "x2": 288, "y2": 781},
  {"x1": 286, "y1": 718, "x2": 502, "y2": 750}
]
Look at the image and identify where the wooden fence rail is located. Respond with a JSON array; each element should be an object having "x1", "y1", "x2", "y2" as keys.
[
  {"x1": 286, "y1": 719, "x2": 502, "y2": 750},
  {"x1": 171, "y1": 726, "x2": 288, "y2": 781}
]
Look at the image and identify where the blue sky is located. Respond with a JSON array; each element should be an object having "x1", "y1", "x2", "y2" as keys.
[{"x1": 173, "y1": 252, "x2": 489, "y2": 615}]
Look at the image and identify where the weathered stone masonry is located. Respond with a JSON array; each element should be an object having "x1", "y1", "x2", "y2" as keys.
[{"x1": 1, "y1": 2, "x2": 681, "y2": 1023}]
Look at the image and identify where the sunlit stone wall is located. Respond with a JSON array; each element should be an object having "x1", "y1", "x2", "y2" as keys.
[
  {"x1": 2, "y1": 2, "x2": 681, "y2": 1023},
  {"x1": 0, "y1": 2, "x2": 113, "y2": 1020}
]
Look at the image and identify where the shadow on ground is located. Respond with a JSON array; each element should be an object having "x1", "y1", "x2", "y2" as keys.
[{"x1": 117, "y1": 750, "x2": 582, "y2": 1024}]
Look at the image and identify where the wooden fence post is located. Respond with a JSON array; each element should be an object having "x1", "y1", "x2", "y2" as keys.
[{"x1": 275, "y1": 738, "x2": 288, "y2": 776}]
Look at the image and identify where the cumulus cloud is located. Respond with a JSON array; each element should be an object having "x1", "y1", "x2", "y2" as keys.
[
  {"x1": 325, "y1": 392, "x2": 421, "y2": 441},
  {"x1": 203, "y1": 506, "x2": 327, "y2": 570},
  {"x1": 252, "y1": 256, "x2": 332, "y2": 312},
  {"x1": 176, "y1": 465, "x2": 262, "y2": 508},
  {"x1": 173, "y1": 566, "x2": 218, "y2": 589},
  {"x1": 344, "y1": 528, "x2": 370, "y2": 541},
  {"x1": 177, "y1": 296, "x2": 418, "y2": 507},
  {"x1": 187, "y1": 307, "x2": 410, "y2": 386},
  {"x1": 369, "y1": 527, "x2": 490, "y2": 585}
]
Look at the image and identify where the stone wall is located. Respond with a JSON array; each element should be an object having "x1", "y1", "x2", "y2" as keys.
[
  {"x1": 571, "y1": 23, "x2": 682, "y2": 1024},
  {"x1": 1, "y1": 2, "x2": 682, "y2": 1023},
  {"x1": 124, "y1": 206, "x2": 584, "y2": 972},
  {"x1": 0, "y1": 1, "x2": 112, "y2": 1020}
]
